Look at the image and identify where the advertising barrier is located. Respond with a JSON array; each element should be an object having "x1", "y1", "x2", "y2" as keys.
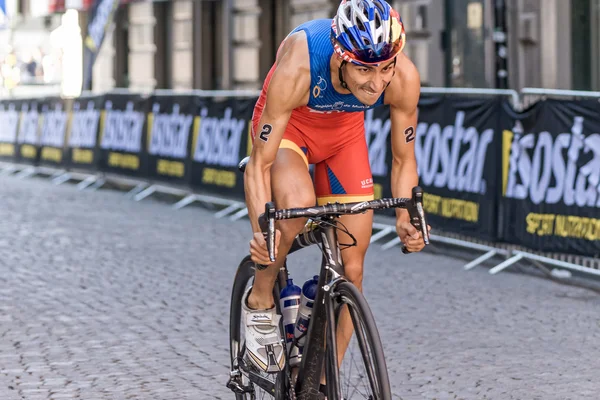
[
  {"x1": 97, "y1": 93, "x2": 149, "y2": 178},
  {"x1": 65, "y1": 95, "x2": 103, "y2": 171},
  {"x1": 0, "y1": 91, "x2": 597, "y2": 258},
  {"x1": 189, "y1": 97, "x2": 254, "y2": 198},
  {"x1": 500, "y1": 99, "x2": 600, "y2": 257},
  {"x1": 38, "y1": 97, "x2": 69, "y2": 168}
]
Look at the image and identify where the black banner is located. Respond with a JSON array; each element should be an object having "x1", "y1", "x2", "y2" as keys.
[
  {"x1": 145, "y1": 95, "x2": 200, "y2": 184},
  {"x1": 189, "y1": 97, "x2": 255, "y2": 199},
  {"x1": 82, "y1": 0, "x2": 121, "y2": 91},
  {"x1": 96, "y1": 93, "x2": 149, "y2": 177},
  {"x1": 65, "y1": 95, "x2": 103, "y2": 171},
  {"x1": 1, "y1": 90, "x2": 597, "y2": 258},
  {"x1": 38, "y1": 97, "x2": 68, "y2": 167},
  {"x1": 500, "y1": 99, "x2": 600, "y2": 257},
  {"x1": 415, "y1": 96, "x2": 502, "y2": 241},
  {"x1": 0, "y1": 99, "x2": 20, "y2": 162},
  {"x1": 367, "y1": 96, "x2": 502, "y2": 241}
]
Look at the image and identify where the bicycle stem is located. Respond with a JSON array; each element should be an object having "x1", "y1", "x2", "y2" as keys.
[{"x1": 258, "y1": 201, "x2": 277, "y2": 264}]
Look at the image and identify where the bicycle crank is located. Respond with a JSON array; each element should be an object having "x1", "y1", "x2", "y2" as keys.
[{"x1": 226, "y1": 370, "x2": 255, "y2": 395}]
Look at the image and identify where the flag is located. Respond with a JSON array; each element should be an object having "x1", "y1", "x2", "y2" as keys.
[
  {"x1": 0, "y1": 0, "x2": 7, "y2": 31},
  {"x1": 82, "y1": 0, "x2": 120, "y2": 90}
]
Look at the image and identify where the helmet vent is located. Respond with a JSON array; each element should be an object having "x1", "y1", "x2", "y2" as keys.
[
  {"x1": 356, "y1": 19, "x2": 365, "y2": 32},
  {"x1": 349, "y1": 35, "x2": 360, "y2": 50}
]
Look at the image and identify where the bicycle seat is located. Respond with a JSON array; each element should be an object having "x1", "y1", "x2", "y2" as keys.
[{"x1": 238, "y1": 156, "x2": 250, "y2": 173}]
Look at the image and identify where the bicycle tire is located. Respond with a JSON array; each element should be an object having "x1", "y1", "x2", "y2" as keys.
[
  {"x1": 228, "y1": 256, "x2": 288, "y2": 399},
  {"x1": 325, "y1": 281, "x2": 392, "y2": 400}
]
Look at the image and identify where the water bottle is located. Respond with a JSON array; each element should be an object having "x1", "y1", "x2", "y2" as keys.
[
  {"x1": 279, "y1": 278, "x2": 302, "y2": 367},
  {"x1": 293, "y1": 275, "x2": 319, "y2": 363}
]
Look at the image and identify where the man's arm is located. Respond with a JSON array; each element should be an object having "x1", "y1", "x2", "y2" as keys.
[
  {"x1": 385, "y1": 55, "x2": 427, "y2": 250},
  {"x1": 245, "y1": 35, "x2": 310, "y2": 237}
]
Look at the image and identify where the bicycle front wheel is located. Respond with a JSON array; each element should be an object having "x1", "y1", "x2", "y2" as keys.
[{"x1": 325, "y1": 281, "x2": 392, "y2": 400}]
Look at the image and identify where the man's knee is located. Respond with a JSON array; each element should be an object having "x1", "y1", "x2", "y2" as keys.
[
  {"x1": 344, "y1": 261, "x2": 365, "y2": 291},
  {"x1": 275, "y1": 190, "x2": 316, "y2": 241}
]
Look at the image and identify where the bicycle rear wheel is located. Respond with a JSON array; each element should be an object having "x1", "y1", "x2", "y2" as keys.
[
  {"x1": 325, "y1": 281, "x2": 392, "y2": 400},
  {"x1": 228, "y1": 256, "x2": 288, "y2": 400}
]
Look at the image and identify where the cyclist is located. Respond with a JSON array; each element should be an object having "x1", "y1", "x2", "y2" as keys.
[{"x1": 242, "y1": 0, "x2": 429, "y2": 385}]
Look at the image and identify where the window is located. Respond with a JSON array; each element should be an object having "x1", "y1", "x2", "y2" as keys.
[
  {"x1": 571, "y1": 0, "x2": 591, "y2": 90},
  {"x1": 592, "y1": 0, "x2": 600, "y2": 89}
]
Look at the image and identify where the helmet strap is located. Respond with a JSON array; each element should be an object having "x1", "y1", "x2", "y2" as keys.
[
  {"x1": 384, "y1": 56, "x2": 398, "y2": 90},
  {"x1": 338, "y1": 60, "x2": 349, "y2": 90}
]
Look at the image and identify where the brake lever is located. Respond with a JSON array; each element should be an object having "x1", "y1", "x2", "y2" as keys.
[
  {"x1": 402, "y1": 186, "x2": 430, "y2": 254},
  {"x1": 257, "y1": 202, "x2": 276, "y2": 268}
]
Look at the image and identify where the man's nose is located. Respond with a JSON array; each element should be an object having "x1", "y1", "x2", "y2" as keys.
[{"x1": 368, "y1": 80, "x2": 386, "y2": 92}]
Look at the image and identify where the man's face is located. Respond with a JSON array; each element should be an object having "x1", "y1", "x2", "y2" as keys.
[{"x1": 343, "y1": 59, "x2": 396, "y2": 105}]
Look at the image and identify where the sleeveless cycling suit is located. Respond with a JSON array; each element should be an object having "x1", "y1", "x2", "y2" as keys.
[{"x1": 251, "y1": 19, "x2": 386, "y2": 205}]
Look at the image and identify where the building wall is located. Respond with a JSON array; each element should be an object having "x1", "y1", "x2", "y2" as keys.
[
  {"x1": 127, "y1": 2, "x2": 157, "y2": 91},
  {"x1": 171, "y1": 0, "x2": 194, "y2": 89},
  {"x1": 92, "y1": 0, "x2": 600, "y2": 93}
]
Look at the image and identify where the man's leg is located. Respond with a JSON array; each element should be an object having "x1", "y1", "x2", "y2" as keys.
[
  {"x1": 333, "y1": 210, "x2": 373, "y2": 365},
  {"x1": 247, "y1": 146, "x2": 315, "y2": 310},
  {"x1": 242, "y1": 144, "x2": 315, "y2": 373},
  {"x1": 312, "y1": 132, "x2": 375, "y2": 386}
]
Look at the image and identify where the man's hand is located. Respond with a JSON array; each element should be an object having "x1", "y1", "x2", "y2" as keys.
[
  {"x1": 396, "y1": 220, "x2": 430, "y2": 253},
  {"x1": 249, "y1": 229, "x2": 282, "y2": 265}
]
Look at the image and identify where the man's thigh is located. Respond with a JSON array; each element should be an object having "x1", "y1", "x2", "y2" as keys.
[
  {"x1": 270, "y1": 137, "x2": 315, "y2": 209},
  {"x1": 313, "y1": 136, "x2": 374, "y2": 206}
]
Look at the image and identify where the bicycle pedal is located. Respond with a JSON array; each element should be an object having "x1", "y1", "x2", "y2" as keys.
[{"x1": 226, "y1": 374, "x2": 254, "y2": 394}]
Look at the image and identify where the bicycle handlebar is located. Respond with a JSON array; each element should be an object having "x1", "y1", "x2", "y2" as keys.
[{"x1": 257, "y1": 186, "x2": 430, "y2": 265}]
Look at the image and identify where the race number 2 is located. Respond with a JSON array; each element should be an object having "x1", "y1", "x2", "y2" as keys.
[
  {"x1": 259, "y1": 124, "x2": 273, "y2": 142},
  {"x1": 404, "y1": 126, "x2": 415, "y2": 143}
]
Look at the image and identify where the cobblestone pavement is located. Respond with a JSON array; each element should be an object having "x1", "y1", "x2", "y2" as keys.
[{"x1": 0, "y1": 175, "x2": 598, "y2": 400}]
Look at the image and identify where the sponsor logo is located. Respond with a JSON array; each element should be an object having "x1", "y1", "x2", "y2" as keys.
[
  {"x1": 312, "y1": 76, "x2": 328, "y2": 98},
  {"x1": 415, "y1": 111, "x2": 493, "y2": 195},
  {"x1": 503, "y1": 116, "x2": 600, "y2": 208},
  {"x1": 101, "y1": 100, "x2": 145, "y2": 153},
  {"x1": 148, "y1": 103, "x2": 193, "y2": 158},
  {"x1": 18, "y1": 102, "x2": 40, "y2": 145},
  {"x1": 193, "y1": 107, "x2": 245, "y2": 168},
  {"x1": 70, "y1": 100, "x2": 100, "y2": 149},
  {"x1": 40, "y1": 103, "x2": 68, "y2": 147},
  {"x1": 360, "y1": 177, "x2": 374, "y2": 188}
]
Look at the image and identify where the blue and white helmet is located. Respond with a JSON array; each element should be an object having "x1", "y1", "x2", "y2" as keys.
[{"x1": 331, "y1": 0, "x2": 406, "y2": 66}]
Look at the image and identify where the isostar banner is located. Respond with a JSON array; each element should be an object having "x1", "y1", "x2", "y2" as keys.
[
  {"x1": 189, "y1": 97, "x2": 254, "y2": 198},
  {"x1": 82, "y1": 0, "x2": 120, "y2": 90},
  {"x1": 368, "y1": 96, "x2": 502, "y2": 240},
  {"x1": 500, "y1": 99, "x2": 600, "y2": 257},
  {"x1": 65, "y1": 95, "x2": 103, "y2": 171},
  {"x1": 96, "y1": 93, "x2": 149, "y2": 177},
  {"x1": 38, "y1": 97, "x2": 69, "y2": 167},
  {"x1": 15, "y1": 99, "x2": 42, "y2": 165},
  {"x1": 145, "y1": 95, "x2": 200, "y2": 184}
]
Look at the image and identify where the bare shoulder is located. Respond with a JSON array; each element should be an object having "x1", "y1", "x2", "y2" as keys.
[
  {"x1": 266, "y1": 31, "x2": 311, "y2": 109},
  {"x1": 384, "y1": 53, "x2": 421, "y2": 111}
]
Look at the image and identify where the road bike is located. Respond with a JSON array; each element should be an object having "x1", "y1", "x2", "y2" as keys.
[{"x1": 227, "y1": 156, "x2": 430, "y2": 400}]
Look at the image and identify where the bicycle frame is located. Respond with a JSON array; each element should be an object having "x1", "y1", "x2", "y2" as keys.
[{"x1": 276, "y1": 215, "x2": 347, "y2": 400}]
